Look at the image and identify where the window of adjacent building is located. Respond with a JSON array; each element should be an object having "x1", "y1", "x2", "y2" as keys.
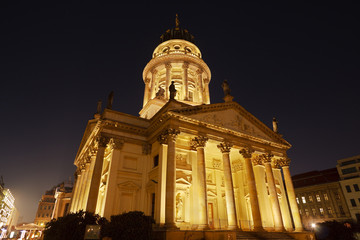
[
  {"x1": 309, "y1": 195, "x2": 313, "y2": 202},
  {"x1": 316, "y1": 194, "x2": 321, "y2": 202},
  {"x1": 339, "y1": 205, "x2": 345, "y2": 215},
  {"x1": 341, "y1": 160, "x2": 356, "y2": 166},
  {"x1": 299, "y1": 209, "x2": 302, "y2": 215},
  {"x1": 342, "y1": 167, "x2": 357, "y2": 175},
  {"x1": 346, "y1": 185, "x2": 352, "y2": 193},
  {"x1": 354, "y1": 184, "x2": 360, "y2": 192},
  {"x1": 327, "y1": 207, "x2": 333, "y2": 215},
  {"x1": 312, "y1": 208, "x2": 317, "y2": 216},
  {"x1": 64, "y1": 203, "x2": 69, "y2": 216},
  {"x1": 153, "y1": 155, "x2": 159, "y2": 168},
  {"x1": 151, "y1": 193, "x2": 155, "y2": 219},
  {"x1": 324, "y1": 193, "x2": 329, "y2": 201},
  {"x1": 319, "y1": 208, "x2": 324, "y2": 216},
  {"x1": 305, "y1": 209, "x2": 309, "y2": 216},
  {"x1": 351, "y1": 199, "x2": 357, "y2": 207},
  {"x1": 335, "y1": 192, "x2": 341, "y2": 200},
  {"x1": 356, "y1": 214, "x2": 360, "y2": 223},
  {"x1": 296, "y1": 197, "x2": 299, "y2": 204},
  {"x1": 302, "y1": 196, "x2": 306, "y2": 204}
]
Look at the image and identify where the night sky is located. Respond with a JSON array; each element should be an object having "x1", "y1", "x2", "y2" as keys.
[{"x1": 1, "y1": 2, "x2": 359, "y2": 223}]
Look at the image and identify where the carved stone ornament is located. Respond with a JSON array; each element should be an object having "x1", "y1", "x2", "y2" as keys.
[
  {"x1": 182, "y1": 62, "x2": 189, "y2": 69},
  {"x1": 239, "y1": 147, "x2": 254, "y2": 159},
  {"x1": 151, "y1": 68, "x2": 158, "y2": 75},
  {"x1": 165, "y1": 62, "x2": 172, "y2": 69},
  {"x1": 157, "y1": 128, "x2": 180, "y2": 144},
  {"x1": 190, "y1": 136, "x2": 208, "y2": 149},
  {"x1": 97, "y1": 136, "x2": 110, "y2": 148},
  {"x1": 251, "y1": 156, "x2": 263, "y2": 166},
  {"x1": 110, "y1": 138, "x2": 124, "y2": 150},
  {"x1": 260, "y1": 153, "x2": 274, "y2": 164},
  {"x1": 277, "y1": 157, "x2": 291, "y2": 167},
  {"x1": 144, "y1": 77, "x2": 151, "y2": 84},
  {"x1": 217, "y1": 142, "x2": 233, "y2": 153}
]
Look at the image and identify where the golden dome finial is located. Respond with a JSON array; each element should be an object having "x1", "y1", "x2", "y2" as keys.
[{"x1": 175, "y1": 13, "x2": 180, "y2": 29}]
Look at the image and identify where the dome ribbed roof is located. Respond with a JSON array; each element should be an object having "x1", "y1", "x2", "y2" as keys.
[{"x1": 159, "y1": 14, "x2": 195, "y2": 43}]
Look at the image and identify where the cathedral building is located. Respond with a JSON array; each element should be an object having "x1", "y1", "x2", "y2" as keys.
[{"x1": 69, "y1": 16, "x2": 307, "y2": 238}]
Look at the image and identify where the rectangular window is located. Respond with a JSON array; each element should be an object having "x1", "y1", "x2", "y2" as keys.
[
  {"x1": 351, "y1": 199, "x2": 357, "y2": 207},
  {"x1": 335, "y1": 192, "x2": 341, "y2": 200},
  {"x1": 299, "y1": 209, "x2": 302, "y2": 215},
  {"x1": 151, "y1": 193, "x2": 155, "y2": 219},
  {"x1": 324, "y1": 193, "x2": 329, "y2": 201},
  {"x1": 309, "y1": 195, "x2": 313, "y2": 202},
  {"x1": 354, "y1": 184, "x2": 360, "y2": 192},
  {"x1": 312, "y1": 208, "x2": 317, "y2": 216},
  {"x1": 356, "y1": 214, "x2": 360, "y2": 222},
  {"x1": 346, "y1": 185, "x2": 352, "y2": 193},
  {"x1": 305, "y1": 209, "x2": 309, "y2": 216},
  {"x1": 188, "y1": 91, "x2": 193, "y2": 101},
  {"x1": 316, "y1": 194, "x2": 321, "y2": 202},
  {"x1": 339, "y1": 205, "x2": 345, "y2": 215},
  {"x1": 327, "y1": 207, "x2": 333, "y2": 215},
  {"x1": 153, "y1": 155, "x2": 159, "y2": 168},
  {"x1": 342, "y1": 167, "x2": 357, "y2": 175},
  {"x1": 302, "y1": 196, "x2": 306, "y2": 204},
  {"x1": 319, "y1": 208, "x2": 324, "y2": 216},
  {"x1": 341, "y1": 160, "x2": 356, "y2": 166}
]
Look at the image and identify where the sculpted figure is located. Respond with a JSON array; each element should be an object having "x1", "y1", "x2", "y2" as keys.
[
  {"x1": 106, "y1": 91, "x2": 114, "y2": 109},
  {"x1": 222, "y1": 79, "x2": 231, "y2": 96},
  {"x1": 273, "y1": 117, "x2": 278, "y2": 133},
  {"x1": 155, "y1": 87, "x2": 165, "y2": 99},
  {"x1": 169, "y1": 81, "x2": 177, "y2": 100}
]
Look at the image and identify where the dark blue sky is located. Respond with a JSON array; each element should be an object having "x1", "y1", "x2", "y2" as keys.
[{"x1": 1, "y1": 1, "x2": 359, "y2": 222}]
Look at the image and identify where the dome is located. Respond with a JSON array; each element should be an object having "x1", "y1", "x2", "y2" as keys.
[{"x1": 159, "y1": 14, "x2": 195, "y2": 43}]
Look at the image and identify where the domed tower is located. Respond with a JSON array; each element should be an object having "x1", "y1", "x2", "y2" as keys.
[{"x1": 140, "y1": 15, "x2": 211, "y2": 119}]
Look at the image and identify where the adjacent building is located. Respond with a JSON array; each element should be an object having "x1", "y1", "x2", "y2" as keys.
[
  {"x1": 292, "y1": 168, "x2": 351, "y2": 230},
  {"x1": 337, "y1": 154, "x2": 360, "y2": 222},
  {"x1": 52, "y1": 180, "x2": 73, "y2": 219},
  {"x1": 68, "y1": 16, "x2": 306, "y2": 238},
  {"x1": 33, "y1": 189, "x2": 55, "y2": 227}
]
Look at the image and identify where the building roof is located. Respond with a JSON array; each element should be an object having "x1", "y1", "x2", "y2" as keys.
[
  {"x1": 159, "y1": 14, "x2": 195, "y2": 43},
  {"x1": 292, "y1": 168, "x2": 339, "y2": 188}
]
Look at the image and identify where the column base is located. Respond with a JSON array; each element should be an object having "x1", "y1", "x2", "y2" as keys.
[
  {"x1": 253, "y1": 226, "x2": 265, "y2": 232},
  {"x1": 227, "y1": 225, "x2": 239, "y2": 230},
  {"x1": 274, "y1": 226, "x2": 285, "y2": 232},
  {"x1": 294, "y1": 227, "x2": 304, "y2": 232},
  {"x1": 164, "y1": 222, "x2": 179, "y2": 230},
  {"x1": 196, "y1": 224, "x2": 210, "y2": 230}
]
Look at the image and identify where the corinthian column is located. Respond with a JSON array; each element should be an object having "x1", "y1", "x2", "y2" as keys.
[
  {"x1": 165, "y1": 63, "x2": 172, "y2": 99},
  {"x1": 86, "y1": 136, "x2": 109, "y2": 213},
  {"x1": 158, "y1": 128, "x2": 180, "y2": 229},
  {"x1": 279, "y1": 157, "x2": 303, "y2": 231},
  {"x1": 261, "y1": 153, "x2": 284, "y2": 231},
  {"x1": 182, "y1": 62, "x2": 189, "y2": 100},
  {"x1": 217, "y1": 142, "x2": 237, "y2": 229},
  {"x1": 239, "y1": 148, "x2": 263, "y2": 231},
  {"x1": 191, "y1": 136, "x2": 209, "y2": 229}
]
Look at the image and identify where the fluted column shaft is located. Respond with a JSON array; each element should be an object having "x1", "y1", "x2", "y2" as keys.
[
  {"x1": 240, "y1": 148, "x2": 263, "y2": 231},
  {"x1": 183, "y1": 62, "x2": 189, "y2": 100},
  {"x1": 165, "y1": 63, "x2": 172, "y2": 99},
  {"x1": 218, "y1": 143, "x2": 237, "y2": 229},
  {"x1": 158, "y1": 129, "x2": 180, "y2": 229},
  {"x1": 262, "y1": 154, "x2": 284, "y2": 231},
  {"x1": 86, "y1": 136, "x2": 109, "y2": 213},
  {"x1": 281, "y1": 158, "x2": 303, "y2": 231},
  {"x1": 70, "y1": 170, "x2": 82, "y2": 212},
  {"x1": 143, "y1": 78, "x2": 151, "y2": 107},
  {"x1": 191, "y1": 136, "x2": 209, "y2": 229}
]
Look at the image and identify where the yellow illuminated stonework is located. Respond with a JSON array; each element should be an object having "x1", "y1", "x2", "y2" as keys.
[{"x1": 69, "y1": 16, "x2": 312, "y2": 239}]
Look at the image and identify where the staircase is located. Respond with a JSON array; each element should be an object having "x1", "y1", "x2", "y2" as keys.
[{"x1": 236, "y1": 231, "x2": 295, "y2": 240}]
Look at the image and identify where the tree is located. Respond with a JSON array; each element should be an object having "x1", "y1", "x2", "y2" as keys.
[
  {"x1": 102, "y1": 211, "x2": 154, "y2": 240},
  {"x1": 315, "y1": 220, "x2": 359, "y2": 240},
  {"x1": 43, "y1": 211, "x2": 107, "y2": 240}
]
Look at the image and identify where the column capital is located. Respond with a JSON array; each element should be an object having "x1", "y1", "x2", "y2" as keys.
[
  {"x1": 260, "y1": 153, "x2": 274, "y2": 164},
  {"x1": 239, "y1": 147, "x2": 254, "y2": 159},
  {"x1": 252, "y1": 156, "x2": 263, "y2": 166},
  {"x1": 165, "y1": 62, "x2": 172, "y2": 69},
  {"x1": 157, "y1": 128, "x2": 180, "y2": 144},
  {"x1": 196, "y1": 68, "x2": 204, "y2": 75},
  {"x1": 203, "y1": 78, "x2": 210, "y2": 84},
  {"x1": 277, "y1": 157, "x2": 291, "y2": 167},
  {"x1": 110, "y1": 138, "x2": 124, "y2": 150},
  {"x1": 217, "y1": 142, "x2": 233, "y2": 153},
  {"x1": 97, "y1": 135, "x2": 110, "y2": 148},
  {"x1": 151, "y1": 68, "x2": 158, "y2": 75},
  {"x1": 144, "y1": 77, "x2": 151, "y2": 84},
  {"x1": 182, "y1": 62, "x2": 189, "y2": 69},
  {"x1": 190, "y1": 136, "x2": 208, "y2": 149}
]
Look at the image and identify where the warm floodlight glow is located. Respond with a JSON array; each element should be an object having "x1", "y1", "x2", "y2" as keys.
[{"x1": 311, "y1": 223, "x2": 316, "y2": 228}]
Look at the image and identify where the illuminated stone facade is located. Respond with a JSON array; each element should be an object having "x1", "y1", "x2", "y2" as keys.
[
  {"x1": 69, "y1": 17, "x2": 307, "y2": 237},
  {"x1": 34, "y1": 190, "x2": 55, "y2": 227},
  {"x1": 52, "y1": 181, "x2": 73, "y2": 219}
]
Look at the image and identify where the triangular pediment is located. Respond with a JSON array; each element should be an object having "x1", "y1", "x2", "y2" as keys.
[{"x1": 170, "y1": 101, "x2": 289, "y2": 146}]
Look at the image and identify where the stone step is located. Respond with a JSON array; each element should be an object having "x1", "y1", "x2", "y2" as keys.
[{"x1": 236, "y1": 231, "x2": 295, "y2": 240}]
